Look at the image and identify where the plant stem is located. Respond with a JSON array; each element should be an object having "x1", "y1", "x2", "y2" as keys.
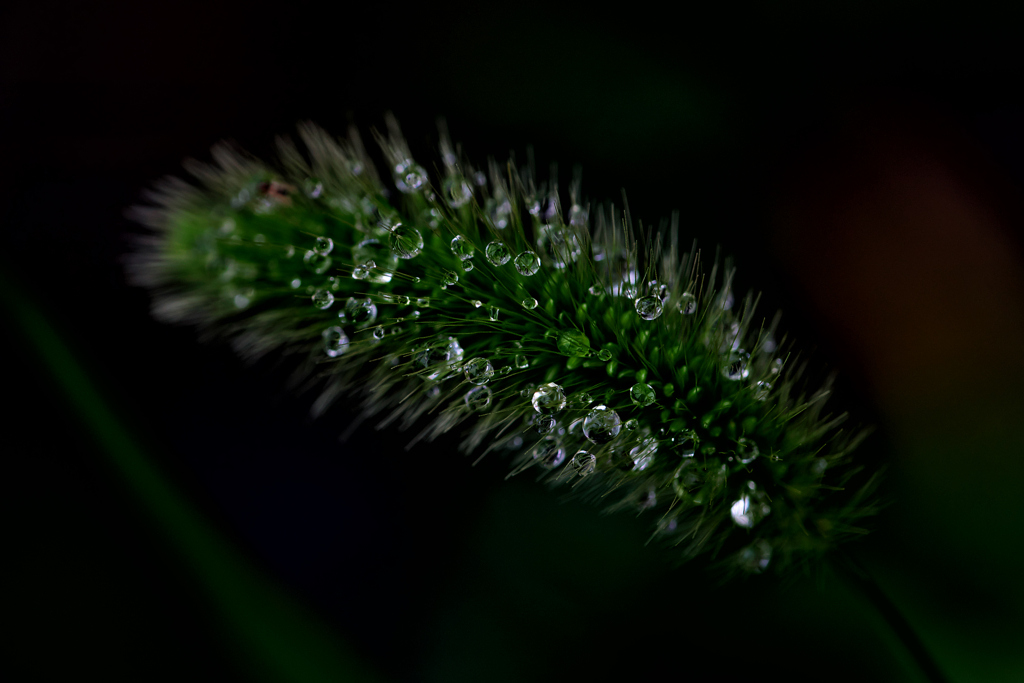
[{"x1": 834, "y1": 551, "x2": 950, "y2": 683}]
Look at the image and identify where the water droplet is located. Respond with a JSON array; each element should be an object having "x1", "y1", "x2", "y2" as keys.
[
  {"x1": 738, "y1": 540, "x2": 772, "y2": 573},
  {"x1": 514, "y1": 251, "x2": 541, "y2": 276},
  {"x1": 588, "y1": 285, "x2": 604, "y2": 296},
  {"x1": 532, "y1": 441, "x2": 566, "y2": 469},
  {"x1": 535, "y1": 415, "x2": 556, "y2": 434},
  {"x1": 634, "y1": 295, "x2": 664, "y2": 321},
  {"x1": 485, "y1": 241, "x2": 511, "y2": 266},
  {"x1": 572, "y1": 451, "x2": 596, "y2": 477},
  {"x1": 314, "y1": 236, "x2": 334, "y2": 255},
  {"x1": 736, "y1": 438, "x2": 759, "y2": 465},
  {"x1": 556, "y1": 329, "x2": 591, "y2": 358},
  {"x1": 515, "y1": 354, "x2": 528, "y2": 369},
  {"x1": 290, "y1": 278, "x2": 302, "y2": 289},
  {"x1": 373, "y1": 326, "x2": 385, "y2": 340},
  {"x1": 304, "y1": 178, "x2": 323, "y2": 198},
  {"x1": 597, "y1": 349, "x2": 612, "y2": 362},
  {"x1": 630, "y1": 437, "x2": 658, "y2": 471},
  {"x1": 582, "y1": 405, "x2": 621, "y2": 444},
  {"x1": 720, "y1": 290, "x2": 735, "y2": 310},
  {"x1": 253, "y1": 233, "x2": 266, "y2": 244},
  {"x1": 676, "y1": 292, "x2": 697, "y2": 315},
  {"x1": 630, "y1": 383, "x2": 656, "y2": 407},
  {"x1": 497, "y1": 365, "x2": 511, "y2": 376},
  {"x1": 624, "y1": 419, "x2": 638, "y2": 431},
  {"x1": 322, "y1": 326, "x2": 349, "y2": 357},
  {"x1": 722, "y1": 350, "x2": 751, "y2": 381},
  {"x1": 390, "y1": 224, "x2": 423, "y2": 259},
  {"x1": 344, "y1": 297, "x2": 378, "y2": 325},
  {"x1": 473, "y1": 171, "x2": 487, "y2": 186},
  {"x1": 568, "y1": 204, "x2": 588, "y2": 228},
  {"x1": 676, "y1": 432, "x2": 697, "y2": 458},
  {"x1": 465, "y1": 385, "x2": 493, "y2": 411},
  {"x1": 811, "y1": 458, "x2": 828, "y2": 475},
  {"x1": 521, "y1": 298, "x2": 538, "y2": 310},
  {"x1": 417, "y1": 336, "x2": 464, "y2": 380},
  {"x1": 753, "y1": 381, "x2": 772, "y2": 401},
  {"x1": 531, "y1": 382, "x2": 566, "y2": 414},
  {"x1": 568, "y1": 391, "x2": 593, "y2": 409},
  {"x1": 731, "y1": 483, "x2": 769, "y2": 528},
  {"x1": 380, "y1": 293, "x2": 410, "y2": 305},
  {"x1": 488, "y1": 306, "x2": 499, "y2": 321},
  {"x1": 536, "y1": 224, "x2": 581, "y2": 268},
  {"x1": 283, "y1": 244, "x2": 296, "y2": 259},
  {"x1": 416, "y1": 297, "x2": 430, "y2": 307},
  {"x1": 770, "y1": 358, "x2": 783, "y2": 375},
  {"x1": 393, "y1": 159, "x2": 429, "y2": 193},
  {"x1": 441, "y1": 271, "x2": 459, "y2": 287},
  {"x1": 450, "y1": 235, "x2": 474, "y2": 261},
  {"x1": 462, "y1": 260, "x2": 475, "y2": 273},
  {"x1": 519, "y1": 383, "x2": 535, "y2": 399},
  {"x1": 638, "y1": 488, "x2": 657, "y2": 509},
  {"x1": 303, "y1": 250, "x2": 333, "y2": 274},
  {"x1": 443, "y1": 175, "x2": 473, "y2": 207},
  {"x1": 353, "y1": 239, "x2": 398, "y2": 283},
  {"x1": 312, "y1": 289, "x2": 334, "y2": 309},
  {"x1": 647, "y1": 280, "x2": 670, "y2": 302},
  {"x1": 486, "y1": 195, "x2": 512, "y2": 229},
  {"x1": 351, "y1": 264, "x2": 371, "y2": 280},
  {"x1": 463, "y1": 358, "x2": 495, "y2": 385},
  {"x1": 233, "y1": 293, "x2": 250, "y2": 309}
]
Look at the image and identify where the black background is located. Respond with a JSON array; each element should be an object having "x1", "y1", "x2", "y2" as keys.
[{"x1": 4, "y1": 3, "x2": 1024, "y2": 681}]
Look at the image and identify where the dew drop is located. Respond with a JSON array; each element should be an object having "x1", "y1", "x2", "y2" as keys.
[
  {"x1": 488, "y1": 306, "x2": 499, "y2": 321},
  {"x1": 416, "y1": 297, "x2": 430, "y2": 307},
  {"x1": 353, "y1": 239, "x2": 398, "y2": 283},
  {"x1": 722, "y1": 350, "x2": 751, "y2": 381},
  {"x1": 253, "y1": 233, "x2": 266, "y2": 244},
  {"x1": 304, "y1": 178, "x2": 323, "y2": 198},
  {"x1": 322, "y1": 326, "x2": 349, "y2": 357},
  {"x1": 730, "y1": 486, "x2": 770, "y2": 528},
  {"x1": 738, "y1": 540, "x2": 772, "y2": 573},
  {"x1": 597, "y1": 349, "x2": 612, "y2": 362},
  {"x1": 462, "y1": 260, "x2": 475, "y2": 273},
  {"x1": 390, "y1": 224, "x2": 424, "y2": 259},
  {"x1": 634, "y1": 295, "x2": 664, "y2": 321},
  {"x1": 532, "y1": 441, "x2": 566, "y2": 469},
  {"x1": 443, "y1": 176, "x2": 473, "y2": 207},
  {"x1": 314, "y1": 236, "x2": 334, "y2": 255},
  {"x1": 582, "y1": 405, "x2": 621, "y2": 444},
  {"x1": 568, "y1": 391, "x2": 593, "y2": 409},
  {"x1": 463, "y1": 358, "x2": 495, "y2": 385},
  {"x1": 303, "y1": 250, "x2": 333, "y2": 274},
  {"x1": 233, "y1": 293, "x2": 250, "y2": 309},
  {"x1": 515, "y1": 354, "x2": 528, "y2": 369},
  {"x1": 312, "y1": 289, "x2": 334, "y2": 310},
  {"x1": 535, "y1": 415, "x2": 556, "y2": 434},
  {"x1": 486, "y1": 195, "x2": 512, "y2": 229},
  {"x1": 450, "y1": 235, "x2": 474, "y2": 260},
  {"x1": 676, "y1": 432, "x2": 697, "y2": 458},
  {"x1": 556, "y1": 329, "x2": 591, "y2": 358},
  {"x1": 624, "y1": 418, "x2": 639, "y2": 431},
  {"x1": 372, "y1": 326, "x2": 385, "y2": 340},
  {"x1": 485, "y1": 241, "x2": 511, "y2": 266},
  {"x1": 393, "y1": 159, "x2": 429, "y2": 193},
  {"x1": 531, "y1": 382, "x2": 566, "y2": 414},
  {"x1": 441, "y1": 271, "x2": 459, "y2": 287},
  {"x1": 497, "y1": 365, "x2": 511, "y2": 376},
  {"x1": 630, "y1": 383, "x2": 656, "y2": 407},
  {"x1": 521, "y1": 297, "x2": 538, "y2": 310},
  {"x1": 572, "y1": 451, "x2": 596, "y2": 477},
  {"x1": 290, "y1": 278, "x2": 302, "y2": 289},
  {"x1": 465, "y1": 385, "x2": 493, "y2": 411},
  {"x1": 514, "y1": 251, "x2": 541, "y2": 276},
  {"x1": 588, "y1": 285, "x2": 604, "y2": 296},
  {"x1": 344, "y1": 297, "x2": 377, "y2": 325},
  {"x1": 736, "y1": 438, "x2": 760, "y2": 465},
  {"x1": 676, "y1": 292, "x2": 697, "y2": 315},
  {"x1": 630, "y1": 437, "x2": 658, "y2": 471},
  {"x1": 753, "y1": 381, "x2": 772, "y2": 401},
  {"x1": 351, "y1": 264, "x2": 371, "y2": 280}
]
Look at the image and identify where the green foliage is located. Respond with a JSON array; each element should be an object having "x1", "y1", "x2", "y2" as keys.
[{"x1": 127, "y1": 116, "x2": 880, "y2": 578}]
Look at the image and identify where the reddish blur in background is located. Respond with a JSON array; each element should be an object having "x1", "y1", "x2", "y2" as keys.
[{"x1": 3, "y1": 2, "x2": 1023, "y2": 682}]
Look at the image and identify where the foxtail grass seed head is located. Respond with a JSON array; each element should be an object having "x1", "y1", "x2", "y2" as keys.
[{"x1": 127, "y1": 117, "x2": 880, "y2": 578}]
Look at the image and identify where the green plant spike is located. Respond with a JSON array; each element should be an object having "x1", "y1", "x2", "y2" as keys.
[{"x1": 126, "y1": 116, "x2": 881, "y2": 580}]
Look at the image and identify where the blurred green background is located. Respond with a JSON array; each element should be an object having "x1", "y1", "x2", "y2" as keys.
[{"x1": 3, "y1": 2, "x2": 1023, "y2": 681}]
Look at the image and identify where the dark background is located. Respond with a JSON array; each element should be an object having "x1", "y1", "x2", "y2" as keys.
[{"x1": 3, "y1": 2, "x2": 1024, "y2": 681}]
